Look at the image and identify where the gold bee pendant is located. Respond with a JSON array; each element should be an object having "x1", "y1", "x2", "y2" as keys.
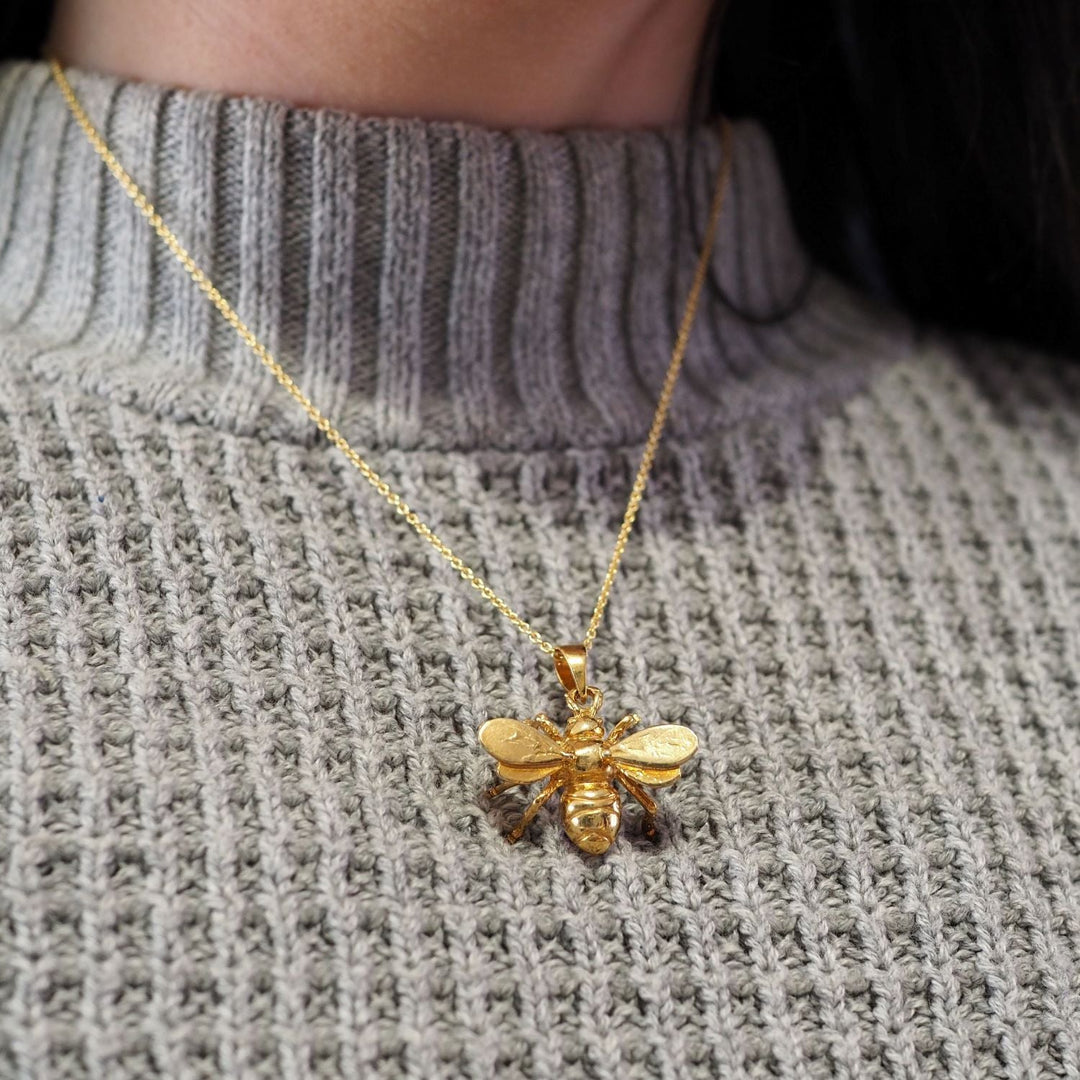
[{"x1": 478, "y1": 645, "x2": 698, "y2": 854}]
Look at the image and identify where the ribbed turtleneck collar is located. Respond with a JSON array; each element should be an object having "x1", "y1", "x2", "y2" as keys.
[{"x1": 0, "y1": 57, "x2": 900, "y2": 452}]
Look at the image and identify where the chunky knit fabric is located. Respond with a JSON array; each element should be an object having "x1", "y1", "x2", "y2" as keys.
[{"x1": 2, "y1": 55, "x2": 1080, "y2": 1080}]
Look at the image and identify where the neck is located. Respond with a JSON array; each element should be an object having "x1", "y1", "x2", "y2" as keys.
[{"x1": 44, "y1": 0, "x2": 714, "y2": 128}]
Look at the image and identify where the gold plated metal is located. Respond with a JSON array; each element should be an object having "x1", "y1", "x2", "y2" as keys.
[
  {"x1": 479, "y1": 672, "x2": 699, "y2": 853},
  {"x1": 553, "y1": 644, "x2": 589, "y2": 700},
  {"x1": 49, "y1": 58, "x2": 731, "y2": 853}
]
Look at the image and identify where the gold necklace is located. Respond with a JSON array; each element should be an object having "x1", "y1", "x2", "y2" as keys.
[{"x1": 50, "y1": 57, "x2": 734, "y2": 854}]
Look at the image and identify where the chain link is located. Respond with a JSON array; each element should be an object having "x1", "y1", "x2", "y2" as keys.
[{"x1": 50, "y1": 57, "x2": 733, "y2": 658}]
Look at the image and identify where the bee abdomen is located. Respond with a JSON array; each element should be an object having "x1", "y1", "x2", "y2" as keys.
[{"x1": 561, "y1": 782, "x2": 621, "y2": 855}]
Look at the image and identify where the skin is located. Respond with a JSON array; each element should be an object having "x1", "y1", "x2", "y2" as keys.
[{"x1": 44, "y1": 0, "x2": 716, "y2": 129}]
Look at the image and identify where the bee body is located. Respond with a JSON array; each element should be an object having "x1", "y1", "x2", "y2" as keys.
[
  {"x1": 479, "y1": 699, "x2": 698, "y2": 852},
  {"x1": 561, "y1": 780, "x2": 622, "y2": 854}
]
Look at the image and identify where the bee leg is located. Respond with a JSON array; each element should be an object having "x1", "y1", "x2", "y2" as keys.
[
  {"x1": 616, "y1": 774, "x2": 660, "y2": 841},
  {"x1": 486, "y1": 779, "x2": 525, "y2": 799},
  {"x1": 528, "y1": 713, "x2": 563, "y2": 740},
  {"x1": 604, "y1": 712, "x2": 643, "y2": 746},
  {"x1": 506, "y1": 775, "x2": 563, "y2": 844}
]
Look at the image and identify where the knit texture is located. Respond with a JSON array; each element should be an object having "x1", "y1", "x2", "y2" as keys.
[{"x1": 2, "y1": 56, "x2": 1080, "y2": 1080}]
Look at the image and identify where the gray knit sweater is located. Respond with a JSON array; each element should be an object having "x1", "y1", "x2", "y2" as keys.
[{"x1": 2, "y1": 55, "x2": 1080, "y2": 1080}]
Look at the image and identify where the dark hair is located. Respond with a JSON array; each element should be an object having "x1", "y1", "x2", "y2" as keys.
[
  {"x1": 4, "y1": 1, "x2": 1080, "y2": 357},
  {"x1": 702, "y1": 2, "x2": 1080, "y2": 357}
]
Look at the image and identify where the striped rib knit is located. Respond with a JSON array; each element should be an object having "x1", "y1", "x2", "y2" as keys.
[{"x1": 2, "y1": 55, "x2": 1080, "y2": 1080}]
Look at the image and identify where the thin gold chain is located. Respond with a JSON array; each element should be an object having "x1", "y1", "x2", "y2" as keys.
[{"x1": 49, "y1": 57, "x2": 733, "y2": 658}]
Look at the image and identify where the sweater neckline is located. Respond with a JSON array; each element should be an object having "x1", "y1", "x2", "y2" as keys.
[{"x1": 0, "y1": 57, "x2": 903, "y2": 453}]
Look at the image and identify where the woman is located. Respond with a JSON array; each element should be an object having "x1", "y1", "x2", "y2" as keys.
[{"x1": 1, "y1": 2, "x2": 1078, "y2": 1077}]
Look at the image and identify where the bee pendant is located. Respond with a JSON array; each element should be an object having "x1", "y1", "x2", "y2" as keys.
[{"x1": 478, "y1": 645, "x2": 698, "y2": 854}]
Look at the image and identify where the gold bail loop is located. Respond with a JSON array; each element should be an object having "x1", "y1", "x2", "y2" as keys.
[{"x1": 553, "y1": 644, "x2": 588, "y2": 698}]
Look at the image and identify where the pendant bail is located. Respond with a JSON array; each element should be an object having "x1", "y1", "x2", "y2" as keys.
[{"x1": 553, "y1": 643, "x2": 588, "y2": 699}]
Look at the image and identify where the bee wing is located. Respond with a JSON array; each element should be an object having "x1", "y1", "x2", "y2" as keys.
[
  {"x1": 611, "y1": 762, "x2": 684, "y2": 788},
  {"x1": 496, "y1": 762, "x2": 563, "y2": 784},
  {"x1": 478, "y1": 718, "x2": 567, "y2": 768},
  {"x1": 608, "y1": 724, "x2": 698, "y2": 770}
]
